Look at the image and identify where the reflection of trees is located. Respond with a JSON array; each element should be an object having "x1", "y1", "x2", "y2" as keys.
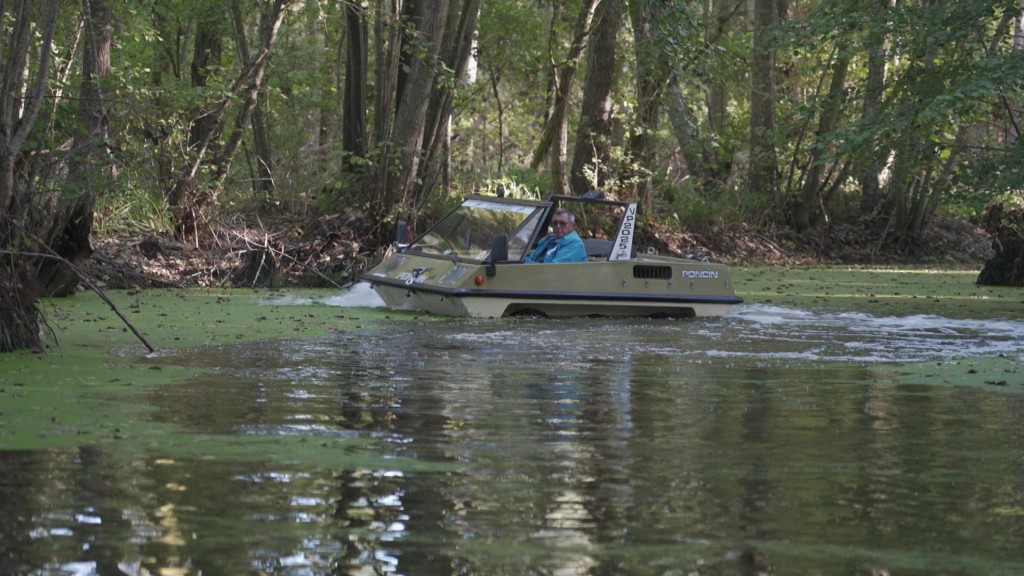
[
  {"x1": 73, "y1": 447, "x2": 137, "y2": 575},
  {"x1": 364, "y1": 336, "x2": 641, "y2": 573},
  {"x1": 0, "y1": 448, "x2": 150, "y2": 575},
  {"x1": 0, "y1": 451, "x2": 72, "y2": 574},
  {"x1": 10, "y1": 324, "x2": 1024, "y2": 574}
]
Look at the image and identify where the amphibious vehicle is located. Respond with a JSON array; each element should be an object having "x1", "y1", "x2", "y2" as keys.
[{"x1": 360, "y1": 192, "x2": 742, "y2": 318}]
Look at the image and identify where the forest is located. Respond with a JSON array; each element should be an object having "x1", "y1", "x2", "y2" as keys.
[{"x1": 0, "y1": 0, "x2": 1022, "y2": 352}]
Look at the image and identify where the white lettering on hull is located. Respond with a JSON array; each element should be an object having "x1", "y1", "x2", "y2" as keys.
[{"x1": 681, "y1": 270, "x2": 719, "y2": 279}]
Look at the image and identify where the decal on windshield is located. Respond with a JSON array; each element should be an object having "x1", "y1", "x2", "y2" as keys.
[{"x1": 462, "y1": 199, "x2": 536, "y2": 214}]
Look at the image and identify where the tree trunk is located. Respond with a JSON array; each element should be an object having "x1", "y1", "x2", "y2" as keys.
[
  {"x1": 231, "y1": 0, "x2": 275, "y2": 200},
  {"x1": 977, "y1": 203, "x2": 1024, "y2": 286},
  {"x1": 530, "y1": 0, "x2": 600, "y2": 197},
  {"x1": 384, "y1": 0, "x2": 451, "y2": 208},
  {"x1": 749, "y1": 0, "x2": 779, "y2": 203},
  {"x1": 250, "y1": 96, "x2": 274, "y2": 198},
  {"x1": 172, "y1": 0, "x2": 289, "y2": 240},
  {"x1": 38, "y1": 0, "x2": 113, "y2": 297},
  {"x1": 791, "y1": 50, "x2": 849, "y2": 232},
  {"x1": 627, "y1": 0, "x2": 670, "y2": 207},
  {"x1": 218, "y1": 0, "x2": 287, "y2": 188},
  {"x1": 1012, "y1": 0, "x2": 1024, "y2": 143},
  {"x1": 570, "y1": 0, "x2": 620, "y2": 196},
  {"x1": 372, "y1": 0, "x2": 402, "y2": 152},
  {"x1": 0, "y1": 0, "x2": 61, "y2": 352},
  {"x1": 666, "y1": 76, "x2": 715, "y2": 189},
  {"x1": 416, "y1": 0, "x2": 481, "y2": 210},
  {"x1": 858, "y1": 0, "x2": 892, "y2": 215},
  {"x1": 188, "y1": 12, "x2": 224, "y2": 156},
  {"x1": 342, "y1": 1, "x2": 368, "y2": 164},
  {"x1": 172, "y1": 9, "x2": 224, "y2": 238},
  {"x1": 886, "y1": 2, "x2": 1013, "y2": 249},
  {"x1": 366, "y1": 0, "x2": 404, "y2": 222},
  {"x1": 704, "y1": 0, "x2": 735, "y2": 186}
]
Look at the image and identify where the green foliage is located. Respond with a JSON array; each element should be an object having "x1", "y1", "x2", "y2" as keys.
[
  {"x1": 19, "y1": 0, "x2": 1024, "y2": 248},
  {"x1": 658, "y1": 181, "x2": 716, "y2": 228},
  {"x1": 581, "y1": 143, "x2": 650, "y2": 194},
  {"x1": 750, "y1": 0, "x2": 1024, "y2": 234},
  {"x1": 94, "y1": 188, "x2": 173, "y2": 236}
]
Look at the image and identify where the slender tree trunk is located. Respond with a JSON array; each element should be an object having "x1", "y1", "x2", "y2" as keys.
[
  {"x1": 666, "y1": 76, "x2": 714, "y2": 188},
  {"x1": 187, "y1": 13, "x2": 223, "y2": 155},
  {"x1": 218, "y1": 0, "x2": 287, "y2": 189},
  {"x1": 1016, "y1": 0, "x2": 1024, "y2": 52},
  {"x1": 792, "y1": 50, "x2": 849, "y2": 232},
  {"x1": 858, "y1": 0, "x2": 892, "y2": 215},
  {"x1": 540, "y1": 1, "x2": 562, "y2": 129},
  {"x1": 416, "y1": 0, "x2": 481, "y2": 210},
  {"x1": 488, "y1": 67, "x2": 506, "y2": 174},
  {"x1": 171, "y1": 0, "x2": 289, "y2": 240},
  {"x1": 169, "y1": 9, "x2": 224, "y2": 237},
  {"x1": 706, "y1": 0, "x2": 731, "y2": 137},
  {"x1": 372, "y1": 0, "x2": 401, "y2": 149},
  {"x1": 571, "y1": 0, "x2": 619, "y2": 196},
  {"x1": 628, "y1": 0, "x2": 670, "y2": 207},
  {"x1": 38, "y1": 0, "x2": 113, "y2": 296},
  {"x1": 250, "y1": 95, "x2": 274, "y2": 198},
  {"x1": 887, "y1": 1, "x2": 1014, "y2": 249},
  {"x1": 749, "y1": 0, "x2": 779, "y2": 203},
  {"x1": 704, "y1": 0, "x2": 738, "y2": 187},
  {"x1": 230, "y1": 0, "x2": 274, "y2": 199},
  {"x1": 384, "y1": 0, "x2": 451, "y2": 208},
  {"x1": 342, "y1": 1, "x2": 367, "y2": 164},
  {"x1": 319, "y1": 18, "x2": 338, "y2": 147},
  {"x1": 530, "y1": 0, "x2": 600, "y2": 197},
  {"x1": 147, "y1": 8, "x2": 176, "y2": 197},
  {"x1": 228, "y1": 0, "x2": 281, "y2": 200},
  {"x1": 369, "y1": 0, "x2": 404, "y2": 210},
  {"x1": 1010, "y1": 0, "x2": 1023, "y2": 142}
]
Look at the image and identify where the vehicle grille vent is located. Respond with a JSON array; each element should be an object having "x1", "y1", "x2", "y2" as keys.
[{"x1": 633, "y1": 265, "x2": 672, "y2": 280}]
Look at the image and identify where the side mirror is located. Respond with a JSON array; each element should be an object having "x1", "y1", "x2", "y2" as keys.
[
  {"x1": 395, "y1": 220, "x2": 408, "y2": 250},
  {"x1": 486, "y1": 235, "x2": 508, "y2": 277}
]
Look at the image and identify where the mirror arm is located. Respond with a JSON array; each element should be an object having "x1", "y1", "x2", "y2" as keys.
[{"x1": 395, "y1": 220, "x2": 408, "y2": 251}]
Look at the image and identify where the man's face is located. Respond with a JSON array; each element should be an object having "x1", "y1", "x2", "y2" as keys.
[{"x1": 550, "y1": 214, "x2": 573, "y2": 239}]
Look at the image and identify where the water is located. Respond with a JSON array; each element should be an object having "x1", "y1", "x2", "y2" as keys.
[{"x1": 3, "y1": 299, "x2": 1024, "y2": 575}]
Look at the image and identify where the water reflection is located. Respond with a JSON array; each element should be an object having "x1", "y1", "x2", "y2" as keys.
[{"x1": 4, "y1": 308, "x2": 1024, "y2": 575}]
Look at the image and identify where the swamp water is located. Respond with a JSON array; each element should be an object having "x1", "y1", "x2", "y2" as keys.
[{"x1": 1, "y1": 275, "x2": 1023, "y2": 575}]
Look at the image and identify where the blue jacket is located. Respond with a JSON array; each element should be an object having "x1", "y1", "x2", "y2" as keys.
[{"x1": 525, "y1": 230, "x2": 587, "y2": 263}]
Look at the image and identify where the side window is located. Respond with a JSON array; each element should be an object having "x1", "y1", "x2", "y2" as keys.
[{"x1": 507, "y1": 209, "x2": 545, "y2": 260}]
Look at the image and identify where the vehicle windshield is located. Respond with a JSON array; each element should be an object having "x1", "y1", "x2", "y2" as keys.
[{"x1": 410, "y1": 198, "x2": 546, "y2": 261}]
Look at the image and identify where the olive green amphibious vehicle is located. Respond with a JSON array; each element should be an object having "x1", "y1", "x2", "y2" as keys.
[{"x1": 360, "y1": 192, "x2": 742, "y2": 318}]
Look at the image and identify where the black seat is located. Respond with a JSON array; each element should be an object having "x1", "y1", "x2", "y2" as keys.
[{"x1": 583, "y1": 238, "x2": 614, "y2": 259}]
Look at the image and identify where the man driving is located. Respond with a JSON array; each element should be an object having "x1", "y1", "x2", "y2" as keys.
[{"x1": 525, "y1": 208, "x2": 587, "y2": 263}]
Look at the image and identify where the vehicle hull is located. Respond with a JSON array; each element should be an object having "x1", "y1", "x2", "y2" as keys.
[{"x1": 361, "y1": 252, "x2": 741, "y2": 318}]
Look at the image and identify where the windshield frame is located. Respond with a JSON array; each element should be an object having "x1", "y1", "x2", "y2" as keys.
[{"x1": 406, "y1": 196, "x2": 551, "y2": 262}]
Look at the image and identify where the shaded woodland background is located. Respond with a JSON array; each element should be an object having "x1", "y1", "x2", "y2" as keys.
[{"x1": 1, "y1": 0, "x2": 1023, "y2": 351}]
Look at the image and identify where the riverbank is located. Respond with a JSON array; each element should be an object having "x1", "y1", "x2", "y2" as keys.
[{"x1": 82, "y1": 214, "x2": 995, "y2": 290}]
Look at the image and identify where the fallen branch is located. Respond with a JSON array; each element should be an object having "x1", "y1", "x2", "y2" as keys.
[{"x1": 1, "y1": 242, "x2": 156, "y2": 354}]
